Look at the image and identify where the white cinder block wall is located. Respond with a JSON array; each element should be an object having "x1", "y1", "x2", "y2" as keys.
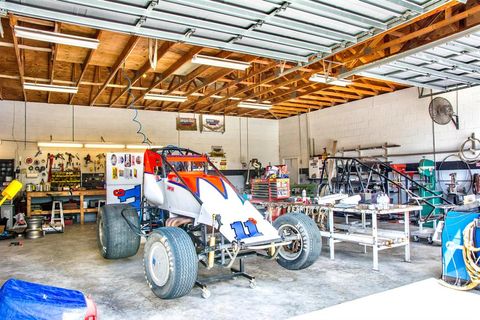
[
  {"x1": 0, "y1": 101, "x2": 279, "y2": 169},
  {"x1": 280, "y1": 87, "x2": 480, "y2": 167},
  {"x1": 2, "y1": 85, "x2": 479, "y2": 174}
]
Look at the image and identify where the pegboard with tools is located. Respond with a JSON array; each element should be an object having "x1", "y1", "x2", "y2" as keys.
[{"x1": 17, "y1": 149, "x2": 107, "y2": 191}]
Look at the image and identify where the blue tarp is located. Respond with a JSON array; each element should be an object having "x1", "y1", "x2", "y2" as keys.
[{"x1": 0, "y1": 278, "x2": 87, "y2": 320}]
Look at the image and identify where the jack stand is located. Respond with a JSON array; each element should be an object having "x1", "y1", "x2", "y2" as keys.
[
  {"x1": 195, "y1": 257, "x2": 256, "y2": 299},
  {"x1": 231, "y1": 258, "x2": 256, "y2": 289}
]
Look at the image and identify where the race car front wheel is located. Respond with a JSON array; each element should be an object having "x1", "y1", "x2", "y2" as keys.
[
  {"x1": 144, "y1": 227, "x2": 198, "y2": 299},
  {"x1": 273, "y1": 213, "x2": 321, "y2": 270}
]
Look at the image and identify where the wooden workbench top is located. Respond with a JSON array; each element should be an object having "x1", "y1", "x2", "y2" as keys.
[{"x1": 27, "y1": 189, "x2": 106, "y2": 197}]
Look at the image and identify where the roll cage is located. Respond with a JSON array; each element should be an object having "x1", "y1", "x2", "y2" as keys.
[{"x1": 144, "y1": 146, "x2": 242, "y2": 205}]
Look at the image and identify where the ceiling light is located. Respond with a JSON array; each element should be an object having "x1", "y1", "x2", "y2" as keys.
[
  {"x1": 84, "y1": 143, "x2": 125, "y2": 149},
  {"x1": 238, "y1": 102, "x2": 272, "y2": 110},
  {"x1": 309, "y1": 74, "x2": 352, "y2": 87},
  {"x1": 126, "y1": 145, "x2": 163, "y2": 149},
  {"x1": 37, "y1": 142, "x2": 83, "y2": 148},
  {"x1": 24, "y1": 83, "x2": 78, "y2": 93},
  {"x1": 144, "y1": 94, "x2": 187, "y2": 102},
  {"x1": 191, "y1": 54, "x2": 251, "y2": 70},
  {"x1": 14, "y1": 26, "x2": 100, "y2": 49}
]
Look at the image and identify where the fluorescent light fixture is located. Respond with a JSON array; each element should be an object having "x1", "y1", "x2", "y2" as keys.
[
  {"x1": 238, "y1": 102, "x2": 272, "y2": 110},
  {"x1": 38, "y1": 142, "x2": 83, "y2": 148},
  {"x1": 14, "y1": 26, "x2": 100, "y2": 49},
  {"x1": 144, "y1": 94, "x2": 187, "y2": 102},
  {"x1": 309, "y1": 74, "x2": 352, "y2": 87},
  {"x1": 24, "y1": 83, "x2": 78, "y2": 93},
  {"x1": 84, "y1": 143, "x2": 125, "y2": 149},
  {"x1": 191, "y1": 54, "x2": 251, "y2": 70},
  {"x1": 126, "y1": 145, "x2": 163, "y2": 149}
]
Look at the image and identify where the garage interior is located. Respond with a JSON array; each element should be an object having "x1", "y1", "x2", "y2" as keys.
[{"x1": 1, "y1": 0, "x2": 480, "y2": 319}]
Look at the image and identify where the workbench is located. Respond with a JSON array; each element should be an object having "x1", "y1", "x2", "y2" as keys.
[
  {"x1": 319, "y1": 204, "x2": 422, "y2": 270},
  {"x1": 26, "y1": 190, "x2": 106, "y2": 225}
]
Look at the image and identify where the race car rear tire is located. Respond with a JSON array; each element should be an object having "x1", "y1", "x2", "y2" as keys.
[
  {"x1": 97, "y1": 204, "x2": 141, "y2": 259},
  {"x1": 273, "y1": 213, "x2": 321, "y2": 270},
  {"x1": 144, "y1": 227, "x2": 198, "y2": 299}
]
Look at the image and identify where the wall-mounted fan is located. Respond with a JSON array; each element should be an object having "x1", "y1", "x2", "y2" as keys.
[{"x1": 428, "y1": 97, "x2": 459, "y2": 129}]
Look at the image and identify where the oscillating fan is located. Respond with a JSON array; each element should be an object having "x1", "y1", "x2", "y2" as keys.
[{"x1": 428, "y1": 97, "x2": 459, "y2": 129}]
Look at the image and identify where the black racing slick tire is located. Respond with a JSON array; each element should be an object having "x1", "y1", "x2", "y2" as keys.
[
  {"x1": 273, "y1": 213, "x2": 322, "y2": 270},
  {"x1": 144, "y1": 227, "x2": 198, "y2": 299},
  {"x1": 97, "y1": 204, "x2": 141, "y2": 259}
]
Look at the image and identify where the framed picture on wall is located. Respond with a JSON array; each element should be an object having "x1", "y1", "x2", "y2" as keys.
[
  {"x1": 176, "y1": 117, "x2": 197, "y2": 131},
  {"x1": 200, "y1": 115, "x2": 225, "y2": 133}
]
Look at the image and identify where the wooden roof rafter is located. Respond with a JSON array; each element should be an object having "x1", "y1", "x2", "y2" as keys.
[
  {"x1": 47, "y1": 21, "x2": 60, "y2": 103},
  {"x1": 162, "y1": 50, "x2": 235, "y2": 95},
  {"x1": 109, "y1": 40, "x2": 175, "y2": 107},
  {"x1": 190, "y1": 61, "x2": 278, "y2": 112},
  {"x1": 132, "y1": 46, "x2": 203, "y2": 106},
  {"x1": 69, "y1": 29, "x2": 103, "y2": 104},
  {"x1": 157, "y1": 55, "x2": 258, "y2": 110},
  {"x1": 8, "y1": 15, "x2": 27, "y2": 101},
  {"x1": 90, "y1": 35, "x2": 141, "y2": 106}
]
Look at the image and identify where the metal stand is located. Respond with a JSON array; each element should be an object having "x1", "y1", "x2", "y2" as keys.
[
  {"x1": 321, "y1": 204, "x2": 418, "y2": 271},
  {"x1": 195, "y1": 257, "x2": 256, "y2": 299}
]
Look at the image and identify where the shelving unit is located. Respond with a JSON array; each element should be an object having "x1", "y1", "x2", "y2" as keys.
[{"x1": 50, "y1": 170, "x2": 81, "y2": 190}]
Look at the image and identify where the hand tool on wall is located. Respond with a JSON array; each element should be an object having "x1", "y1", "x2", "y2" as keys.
[{"x1": 47, "y1": 153, "x2": 54, "y2": 182}]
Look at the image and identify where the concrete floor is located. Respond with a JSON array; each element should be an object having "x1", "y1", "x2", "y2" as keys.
[{"x1": 1, "y1": 223, "x2": 444, "y2": 320}]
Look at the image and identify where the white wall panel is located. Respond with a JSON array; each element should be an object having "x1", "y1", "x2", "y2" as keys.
[{"x1": 0, "y1": 101, "x2": 279, "y2": 168}]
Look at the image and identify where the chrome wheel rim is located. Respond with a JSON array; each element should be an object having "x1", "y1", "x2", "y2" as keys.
[
  {"x1": 277, "y1": 224, "x2": 303, "y2": 261},
  {"x1": 149, "y1": 242, "x2": 170, "y2": 286},
  {"x1": 98, "y1": 218, "x2": 105, "y2": 249}
]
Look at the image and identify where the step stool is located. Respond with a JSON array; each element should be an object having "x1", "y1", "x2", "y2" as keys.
[{"x1": 44, "y1": 200, "x2": 65, "y2": 233}]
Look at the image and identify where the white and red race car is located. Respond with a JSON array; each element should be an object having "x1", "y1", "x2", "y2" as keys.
[{"x1": 97, "y1": 146, "x2": 321, "y2": 299}]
